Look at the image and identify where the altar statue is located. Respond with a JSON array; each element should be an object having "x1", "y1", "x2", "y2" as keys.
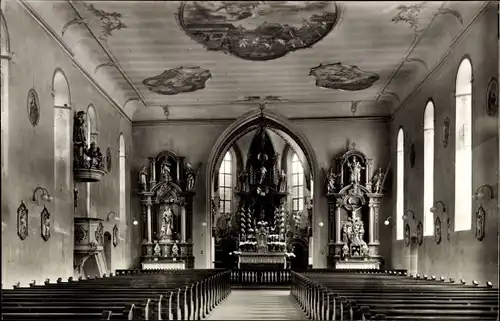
[
  {"x1": 324, "y1": 167, "x2": 338, "y2": 194},
  {"x1": 73, "y1": 111, "x2": 87, "y2": 161},
  {"x1": 161, "y1": 161, "x2": 172, "y2": 182},
  {"x1": 348, "y1": 156, "x2": 364, "y2": 185},
  {"x1": 278, "y1": 169, "x2": 287, "y2": 192},
  {"x1": 258, "y1": 164, "x2": 267, "y2": 185},
  {"x1": 372, "y1": 168, "x2": 384, "y2": 193},
  {"x1": 159, "y1": 206, "x2": 174, "y2": 241},
  {"x1": 238, "y1": 171, "x2": 249, "y2": 192},
  {"x1": 185, "y1": 162, "x2": 196, "y2": 191},
  {"x1": 172, "y1": 242, "x2": 179, "y2": 257},
  {"x1": 138, "y1": 165, "x2": 148, "y2": 191}
]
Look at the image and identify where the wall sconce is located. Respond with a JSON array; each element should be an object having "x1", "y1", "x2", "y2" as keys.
[
  {"x1": 201, "y1": 222, "x2": 207, "y2": 227},
  {"x1": 402, "y1": 209, "x2": 415, "y2": 221},
  {"x1": 318, "y1": 221, "x2": 324, "y2": 227},
  {"x1": 473, "y1": 184, "x2": 494, "y2": 200},
  {"x1": 430, "y1": 201, "x2": 446, "y2": 213},
  {"x1": 106, "y1": 211, "x2": 119, "y2": 221},
  {"x1": 383, "y1": 217, "x2": 392, "y2": 226},
  {"x1": 32, "y1": 187, "x2": 54, "y2": 204},
  {"x1": 132, "y1": 218, "x2": 138, "y2": 226}
]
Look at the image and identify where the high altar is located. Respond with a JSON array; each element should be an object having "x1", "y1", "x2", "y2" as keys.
[
  {"x1": 324, "y1": 143, "x2": 387, "y2": 269},
  {"x1": 232, "y1": 125, "x2": 292, "y2": 269},
  {"x1": 137, "y1": 151, "x2": 201, "y2": 270}
]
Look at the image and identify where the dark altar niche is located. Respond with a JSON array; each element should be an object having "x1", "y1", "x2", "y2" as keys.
[
  {"x1": 324, "y1": 142, "x2": 387, "y2": 270},
  {"x1": 137, "y1": 150, "x2": 201, "y2": 269}
]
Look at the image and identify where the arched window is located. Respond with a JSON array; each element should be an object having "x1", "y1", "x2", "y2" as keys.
[
  {"x1": 53, "y1": 70, "x2": 71, "y2": 193},
  {"x1": 454, "y1": 58, "x2": 473, "y2": 231},
  {"x1": 119, "y1": 134, "x2": 126, "y2": 222},
  {"x1": 291, "y1": 152, "x2": 304, "y2": 212},
  {"x1": 218, "y1": 151, "x2": 232, "y2": 215},
  {"x1": 423, "y1": 101, "x2": 435, "y2": 236},
  {"x1": 86, "y1": 105, "x2": 97, "y2": 217},
  {"x1": 396, "y1": 128, "x2": 405, "y2": 240}
]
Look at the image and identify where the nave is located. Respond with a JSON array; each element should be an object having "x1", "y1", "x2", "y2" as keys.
[{"x1": 1, "y1": 268, "x2": 498, "y2": 320}]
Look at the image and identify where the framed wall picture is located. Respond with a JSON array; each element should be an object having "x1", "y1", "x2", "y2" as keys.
[
  {"x1": 475, "y1": 205, "x2": 485, "y2": 241},
  {"x1": 442, "y1": 117, "x2": 450, "y2": 148},
  {"x1": 27, "y1": 89, "x2": 40, "y2": 127},
  {"x1": 434, "y1": 216, "x2": 441, "y2": 244},
  {"x1": 416, "y1": 221, "x2": 423, "y2": 246},
  {"x1": 17, "y1": 201, "x2": 29, "y2": 240},
  {"x1": 41, "y1": 206, "x2": 51, "y2": 241},
  {"x1": 404, "y1": 224, "x2": 410, "y2": 247},
  {"x1": 486, "y1": 77, "x2": 498, "y2": 117}
]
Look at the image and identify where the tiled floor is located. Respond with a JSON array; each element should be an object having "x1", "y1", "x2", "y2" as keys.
[{"x1": 206, "y1": 290, "x2": 306, "y2": 320}]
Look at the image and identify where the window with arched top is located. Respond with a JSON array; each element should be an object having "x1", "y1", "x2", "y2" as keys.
[
  {"x1": 396, "y1": 128, "x2": 405, "y2": 240},
  {"x1": 53, "y1": 70, "x2": 71, "y2": 193},
  {"x1": 454, "y1": 58, "x2": 473, "y2": 232},
  {"x1": 291, "y1": 152, "x2": 304, "y2": 212},
  {"x1": 218, "y1": 151, "x2": 233, "y2": 215},
  {"x1": 119, "y1": 134, "x2": 126, "y2": 222},
  {"x1": 86, "y1": 104, "x2": 98, "y2": 144},
  {"x1": 423, "y1": 101, "x2": 435, "y2": 236}
]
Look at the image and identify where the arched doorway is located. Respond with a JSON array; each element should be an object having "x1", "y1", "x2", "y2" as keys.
[
  {"x1": 104, "y1": 232, "x2": 112, "y2": 274},
  {"x1": 288, "y1": 238, "x2": 309, "y2": 271},
  {"x1": 205, "y1": 109, "x2": 320, "y2": 268}
]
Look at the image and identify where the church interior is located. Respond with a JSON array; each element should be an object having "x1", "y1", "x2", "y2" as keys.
[{"x1": 1, "y1": 0, "x2": 499, "y2": 320}]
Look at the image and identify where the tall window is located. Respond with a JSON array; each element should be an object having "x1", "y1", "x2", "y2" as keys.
[
  {"x1": 454, "y1": 58, "x2": 473, "y2": 231},
  {"x1": 396, "y1": 128, "x2": 405, "y2": 240},
  {"x1": 218, "y1": 151, "x2": 232, "y2": 215},
  {"x1": 86, "y1": 105, "x2": 97, "y2": 217},
  {"x1": 291, "y1": 153, "x2": 304, "y2": 212},
  {"x1": 53, "y1": 70, "x2": 71, "y2": 193},
  {"x1": 119, "y1": 134, "x2": 126, "y2": 222},
  {"x1": 423, "y1": 101, "x2": 435, "y2": 236}
]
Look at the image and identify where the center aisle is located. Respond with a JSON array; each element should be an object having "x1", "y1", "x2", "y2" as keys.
[{"x1": 207, "y1": 289, "x2": 306, "y2": 320}]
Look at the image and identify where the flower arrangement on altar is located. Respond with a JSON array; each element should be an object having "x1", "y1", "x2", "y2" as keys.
[
  {"x1": 285, "y1": 252, "x2": 296, "y2": 258},
  {"x1": 239, "y1": 240, "x2": 257, "y2": 252}
]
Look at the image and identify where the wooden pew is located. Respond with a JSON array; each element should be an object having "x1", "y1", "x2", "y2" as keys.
[
  {"x1": 291, "y1": 270, "x2": 498, "y2": 321},
  {"x1": 1, "y1": 269, "x2": 231, "y2": 320}
]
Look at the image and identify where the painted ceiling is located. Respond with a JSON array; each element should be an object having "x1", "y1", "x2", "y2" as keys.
[{"x1": 25, "y1": 1, "x2": 486, "y2": 121}]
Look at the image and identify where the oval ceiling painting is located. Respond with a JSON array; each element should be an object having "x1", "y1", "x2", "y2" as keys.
[{"x1": 178, "y1": 1, "x2": 339, "y2": 61}]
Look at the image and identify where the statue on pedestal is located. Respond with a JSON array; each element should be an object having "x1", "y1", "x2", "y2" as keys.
[
  {"x1": 172, "y1": 241, "x2": 179, "y2": 257},
  {"x1": 278, "y1": 169, "x2": 287, "y2": 192},
  {"x1": 161, "y1": 161, "x2": 173, "y2": 183},
  {"x1": 73, "y1": 111, "x2": 87, "y2": 162},
  {"x1": 348, "y1": 156, "x2": 364, "y2": 185},
  {"x1": 372, "y1": 168, "x2": 384, "y2": 193},
  {"x1": 139, "y1": 165, "x2": 148, "y2": 191},
  {"x1": 323, "y1": 167, "x2": 338, "y2": 194},
  {"x1": 159, "y1": 206, "x2": 174, "y2": 241},
  {"x1": 185, "y1": 162, "x2": 200, "y2": 192}
]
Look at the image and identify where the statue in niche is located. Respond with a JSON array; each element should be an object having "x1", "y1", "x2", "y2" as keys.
[
  {"x1": 139, "y1": 165, "x2": 148, "y2": 191},
  {"x1": 185, "y1": 162, "x2": 200, "y2": 192},
  {"x1": 161, "y1": 160, "x2": 173, "y2": 183},
  {"x1": 73, "y1": 111, "x2": 87, "y2": 161},
  {"x1": 360, "y1": 243, "x2": 369, "y2": 257},
  {"x1": 278, "y1": 169, "x2": 287, "y2": 192},
  {"x1": 257, "y1": 153, "x2": 268, "y2": 185},
  {"x1": 238, "y1": 171, "x2": 250, "y2": 192},
  {"x1": 372, "y1": 168, "x2": 384, "y2": 193},
  {"x1": 342, "y1": 243, "x2": 349, "y2": 260},
  {"x1": 348, "y1": 156, "x2": 364, "y2": 185},
  {"x1": 323, "y1": 167, "x2": 338, "y2": 194},
  {"x1": 153, "y1": 241, "x2": 161, "y2": 257},
  {"x1": 172, "y1": 241, "x2": 179, "y2": 257},
  {"x1": 159, "y1": 206, "x2": 174, "y2": 241}
]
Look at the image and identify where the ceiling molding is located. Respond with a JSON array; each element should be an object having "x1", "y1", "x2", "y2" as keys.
[
  {"x1": 391, "y1": 1, "x2": 491, "y2": 119},
  {"x1": 67, "y1": 0, "x2": 148, "y2": 108},
  {"x1": 132, "y1": 116, "x2": 390, "y2": 127},
  {"x1": 18, "y1": 0, "x2": 132, "y2": 124}
]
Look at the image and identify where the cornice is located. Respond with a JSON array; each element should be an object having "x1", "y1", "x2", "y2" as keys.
[
  {"x1": 391, "y1": 1, "x2": 491, "y2": 119},
  {"x1": 18, "y1": 0, "x2": 132, "y2": 124}
]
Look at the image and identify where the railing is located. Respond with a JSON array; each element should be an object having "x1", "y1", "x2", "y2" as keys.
[{"x1": 231, "y1": 268, "x2": 291, "y2": 286}]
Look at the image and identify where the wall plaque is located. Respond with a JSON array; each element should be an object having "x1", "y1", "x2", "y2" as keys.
[
  {"x1": 27, "y1": 89, "x2": 40, "y2": 127},
  {"x1": 434, "y1": 216, "x2": 441, "y2": 244},
  {"x1": 41, "y1": 206, "x2": 51, "y2": 241},
  {"x1": 17, "y1": 201, "x2": 29, "y2": 240},
  {"x1": 486, "y1": 77, "x2": 498, "y2": 117},
  {"x1": 442, "y1": 117, "x2": 450, "y2": 148},
  {"x1": 475, "y1": 205, "x2": 485, "y2": 241},
  {"x1": 416, "y1": 221, "x2": 423, "y2": 246}
]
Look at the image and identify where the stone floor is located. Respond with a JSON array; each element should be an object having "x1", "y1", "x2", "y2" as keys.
[{"x1": 206, "y1": 290, "x2": 306, "y2": 320}]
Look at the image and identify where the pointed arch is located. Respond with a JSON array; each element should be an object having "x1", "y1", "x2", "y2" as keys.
[
  {"x1": 423, "y1": 100, "x2": 435, "y2": 236},
  {"x1": 454, "y1": 57, "x2": 473, "y2": 232},
  {"x1": 396, "y1": 127, "x2": 405, "y2": 240}
]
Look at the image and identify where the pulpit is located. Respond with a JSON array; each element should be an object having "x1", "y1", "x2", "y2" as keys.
[
  {"x1": 137, "y1": 150, "x2": 201, "y2": 269},
  {"x1": 324, "y1": 143, "x2": 387, "y2": 269}
]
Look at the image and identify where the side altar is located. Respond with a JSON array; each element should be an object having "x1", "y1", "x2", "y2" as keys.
[
  {"x1": 232, "y1": 126, "x2": 292, "y2": 269},
  {"x1": 137, "y1": 150, "x2": 201, "y2": 269},
  {"x1": 324, "y1": 143, "x2": 388, "y2": 269}
]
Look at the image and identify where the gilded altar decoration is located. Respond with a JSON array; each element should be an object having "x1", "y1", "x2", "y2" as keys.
[
  {"x1": 72, "y1": 111, "x2": 108, "y2": 182},
  {"x1": 27, "y1": 89, "x2": 40, "y2": 127},
  {"x1": 486, "y1": 78, "x2": 498, "y2": 117},
  {"x1": 142, "y1": 66, "x2": 212, "y2": 95},
  {"x1": 475, "y1": 205, "x2": 485, "y2": 241},
  {"x1": 95, "y1": 222, "x2": 104, "y2": 245},
  {"x1": 416, "y1": 221, "x2": 423, "y2": 246},
  {"x1": 309, "y1": 63, "x2": 379, "y2": 91},
  {"x1": 112, "y1": 224, "x2": 118, "y2": 247},
  {"x1": 434, "y1": 216, "x2": 441, "y2": 245},
  {"x1": 404, "y1": 224, "x2": 410, "y2": 247},
  {"x1": 159, "y1": 206, "x2": 174, "y2": 242},
  {"x1": 325, "y1": 143, "x2": 388, "y2": 268},
  {"x1": 17, "y1": 201, "x2": 29, "y2": 240},
  {"x1": 178, "y1": 1, "x2": 339, "y2": 61},
  {"x1": 443, "y1": 117, "x2": 450, "y2": 148},
  {"x1": 138, "y1": 165, "x2": 148, "y2": 191},
  {"x1": 40, "y1": 206, "x2": 51, "y2": 242}
]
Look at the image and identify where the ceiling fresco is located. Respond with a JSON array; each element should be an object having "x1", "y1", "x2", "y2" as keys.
[
  {"x1": 142, "y1": 66, "x2": 212, "y2": 95},
  {"x1": 309, "y1": 63, "x2": 380, "y2": 91},
  {"x1": 178, "y1": 1, "x2": 339, "y2": 61}
]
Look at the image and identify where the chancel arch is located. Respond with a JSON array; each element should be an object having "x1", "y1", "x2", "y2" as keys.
[
  {"x1": 206, "y1": 108, "x2": 319, "y2": 269},
  {"x1": 454, "y1": 57, "x2": 473, "y2": 232},
  {"x1": 423, "y1": 100, "x2": 435, "y2": 236}
]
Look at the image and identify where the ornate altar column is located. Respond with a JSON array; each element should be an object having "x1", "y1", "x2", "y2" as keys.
[
  {"x1": 180, "y1": 201, "x2": 187, "y2": 243},
  {"x1": 335, "y1": 201, "x2": 342, "y2": 244},
  {"x1": 148, "y1": 157, "x2": 156, "y2": 186},
  {"x1": 367, "y1": 195, "x2": 382, "y2": 257},
  {"x1": 140, "y1": 195, "x2": 154, "y2": 243}
]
